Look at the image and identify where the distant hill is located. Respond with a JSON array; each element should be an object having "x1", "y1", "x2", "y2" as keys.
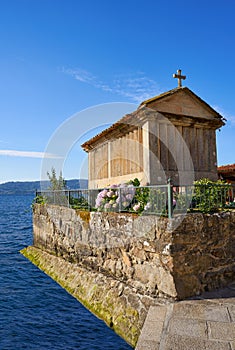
[{"x1": 0, "y1": 179, "x2": 88, "y2": 195}]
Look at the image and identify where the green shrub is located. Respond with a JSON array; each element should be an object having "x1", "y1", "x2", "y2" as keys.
[
  {"x1": 31, "y1": 195, "x2": 47, "y2": 209},
  {"x1": 192, "y1": 178, "x2": 231, "y2": 213},
  {"x1": 69, "y1": 196, "x2": 90, "y2": 210}
]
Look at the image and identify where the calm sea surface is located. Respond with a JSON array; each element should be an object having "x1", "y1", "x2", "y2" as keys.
[{"x1": 0, "y1": 195, "x2": 132, "y2": 350}]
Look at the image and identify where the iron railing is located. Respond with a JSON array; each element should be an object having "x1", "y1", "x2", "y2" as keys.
[
  {"x1": 35, "y1": 183, "x2": 235, "y2": 219},
  {"x1": 172, "y1": 183, "x2": 235, "y2": 214}
]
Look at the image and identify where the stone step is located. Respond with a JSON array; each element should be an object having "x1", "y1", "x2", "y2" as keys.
[{"x1": 136, "y1": 282, "x2": 235, "y2": 350}]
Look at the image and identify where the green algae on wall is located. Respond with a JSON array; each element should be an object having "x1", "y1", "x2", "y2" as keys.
[
  {"x1": 29, "y1": 204, "x2": 235, "y2": 348},
  {"x1": 20, "y1": 246, "x2": 139, "y2": 347}
]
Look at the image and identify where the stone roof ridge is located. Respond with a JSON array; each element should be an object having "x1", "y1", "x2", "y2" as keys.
[
  {"x1": 81, "y1": 87, "x2": 226, "y2": 152},
  {"x1": 140, "y1": 86, "x2": 226, "y2": 122},
  {"x1": 139, "y1": 86, "x2": 180, "y2": 106}
]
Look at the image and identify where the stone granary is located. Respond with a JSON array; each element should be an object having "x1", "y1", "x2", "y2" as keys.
[{"x1": 82, "y1": 82, "x2": 225, "y2": 188}]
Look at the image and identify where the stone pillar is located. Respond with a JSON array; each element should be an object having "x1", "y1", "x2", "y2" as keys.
[{"x1": 142, "y1": 120, "x2": 151, "y2": 184}]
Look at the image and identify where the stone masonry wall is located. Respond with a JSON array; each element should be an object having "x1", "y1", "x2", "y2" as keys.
[
  {"x1": 28, "y1": 205, "x2": 235, "y2": 346},
  {"x1": 33, "y1": 205, "x2": 235, "y2": 300}
]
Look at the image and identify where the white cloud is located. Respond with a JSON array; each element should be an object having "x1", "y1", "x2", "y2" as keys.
[
  {"x1": 61, "y1": 67, "x2": 161, "y2": 103},
  {"x1": 112, "y1": 74, "x2": 161, "y2": 103},
  {"x1": 230, "y1": 116, "x2": 235, "y2": 124},
  {"x1": 212, "y1": 105, "x2": 235, "y2": 125},
  {"x1": 62, "y1": 67, "x2": 97, "y2": 84},
  {"x1": 0, "y1": 140, "x2": 8, "y2": 144},
  {"x1": 0, "y1": 150, "x2": 61, "y2": 159},
  {"x1": 212, "y1": 105, "x2": 226, "y2": 116}
]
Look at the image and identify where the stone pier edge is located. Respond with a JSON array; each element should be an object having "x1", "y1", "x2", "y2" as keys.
[{"x1": 20, "y1": 246, "x2": 171, "y2": 348}]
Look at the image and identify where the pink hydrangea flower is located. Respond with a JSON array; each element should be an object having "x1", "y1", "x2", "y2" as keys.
[
  {"x1": 104, "y1": 203, "x2": 111, "y2": 209},
  {"x1": 144, "y1": 202, "x2": 151, "y2": 211},
  {"x1": 133, "y1": 203, "x2": 141, "y2": 211},
  {"x1": 107, "y1": 190, "x2": 115, "y2": 197}
]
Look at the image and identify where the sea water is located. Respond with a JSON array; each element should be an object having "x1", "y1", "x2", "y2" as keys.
[{"x1": 0, "y1": 195, "x2": 132, "y2": 350}]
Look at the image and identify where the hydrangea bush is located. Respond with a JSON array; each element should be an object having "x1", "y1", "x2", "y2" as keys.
[
  {"x1": 95, "y1": 178, "x2": 169, "y2": 214},
  {"x1": 95, "y1": 180, "x2": 138, "y2": 212}
]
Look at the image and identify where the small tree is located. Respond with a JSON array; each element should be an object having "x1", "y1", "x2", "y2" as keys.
[
  {"x1": 47, "y1": 167, "x2": 67, "y2": 205},
  {"x1": 47, "y1": 167, "x2": 66, "y2": 191}
]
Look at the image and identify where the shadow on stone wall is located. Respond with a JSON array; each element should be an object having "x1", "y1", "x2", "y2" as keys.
[{"x1": 21, "y1": 205, "x2": 235, "y2": 347}]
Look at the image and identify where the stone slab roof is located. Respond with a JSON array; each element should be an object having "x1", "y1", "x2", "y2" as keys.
[
  {"x1": 81, "y1": 87, "x2": 226, "y2": 152},
  {"x1": 140, "y1": 87, "x2": 223, "y2": 118}
]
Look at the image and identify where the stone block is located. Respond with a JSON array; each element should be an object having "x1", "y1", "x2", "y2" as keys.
[
  {"x1": 139, "y1": 320, "x2": 164, "y2": 342},
  {"x1": 122, "y1": 250, "x2": 132, "y2": 267},
  {"x1": 168, "y1": 318, "x2": 207, "y2": 338},
  {"x1": 145, "y1": 306, "x2": 167, "y2": 322},
  {"x1": 135, "y1": 339, "x2": 160, "y2": 350},
  {"x1": 131, "y1": 246, "x2": 147, "y2": 262},
  {"x1": 228, "y1": 305, "x2": 235, "y2": 322},
  {"x1": 133, "y1": 216, "x2": 156, "y2": 240},
  {"x1": 173, "y1": 303, "x2": 230, "y2": 322},
  {"x1": 164, "y1": 334, "x2": 231, "y2": 350},
  {"x1": 134, "y1": 263, "x2": 157, "y2": 284},
  {"x1": 157, "y1": 266, "x2": 177, "y2": 297},
  {"x1": 208, "y1": 321, "x2": 235, "y2": 341}
]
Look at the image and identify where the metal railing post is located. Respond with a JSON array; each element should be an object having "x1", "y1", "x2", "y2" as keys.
[
  {"x1": 167, "y1": 178, "x2": 173, "y2": 219},
  {"x1": 118, "y1": 187, "x2": 121, "y2": 213}
]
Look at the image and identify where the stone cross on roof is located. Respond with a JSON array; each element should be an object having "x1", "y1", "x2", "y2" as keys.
[{"x1": 173, "y1": 69, "x2": 186, "y2": 87}]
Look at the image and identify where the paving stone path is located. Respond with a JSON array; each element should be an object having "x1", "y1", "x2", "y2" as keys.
[{"x1": 135, "y1": 282, "x2": 235, "y2": 350}]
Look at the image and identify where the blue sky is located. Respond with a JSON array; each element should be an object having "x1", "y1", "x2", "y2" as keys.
[{"x1": 0, "y1": 0, "x2": 235, "y2": 183}]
